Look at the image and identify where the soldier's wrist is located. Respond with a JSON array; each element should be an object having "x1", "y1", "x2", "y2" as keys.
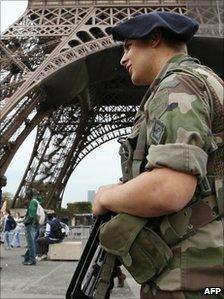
[{"x1": 100, "y1": 185, "x2": 121, "y2": 212}]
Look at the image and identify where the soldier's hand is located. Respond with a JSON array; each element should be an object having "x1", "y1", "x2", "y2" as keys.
[
  {"x1": 92, "y1": 184, "x2": 120, "y2": 216},
  {"x1": 92, "y1": 198, "x2": 108, "y2": 216}
]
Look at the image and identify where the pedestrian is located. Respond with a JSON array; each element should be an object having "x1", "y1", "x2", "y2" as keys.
[
  {"x1": 116, "y1": 266, "x2": 126, "y2": 288},
  {"x1": 93, "y1": 11, "x2": 223, "y2": 298},
  {"x1": 0, "y1": 175, "x2": 7, "y2": 271},
  {"x1": 2, "y1": 209, "x2": 16, "y2": 250},
  {"x1": 0, "y1": 176, "x2": 7, "y2": 219},
  {"x1": 36, "y1": 213, "x2": 68, "y2": 260},
  {"x1": 23, "y1": 188, "x2": 44, "y2": 266},
  {"x1": 0, "y1": 176, "x2": 7, "y2": 210},
  {"x1": 11, "y1": 212, "x2": 23, "y2": 248}
]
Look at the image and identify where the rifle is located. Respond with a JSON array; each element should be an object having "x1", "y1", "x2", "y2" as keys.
[{"x1": 66, "y1": 214, "x2": 116, "y2": 299}]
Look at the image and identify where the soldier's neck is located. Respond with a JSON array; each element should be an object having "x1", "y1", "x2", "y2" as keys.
[{"x1": 152, "y1": 47, "x2": 187, "y2": 81}]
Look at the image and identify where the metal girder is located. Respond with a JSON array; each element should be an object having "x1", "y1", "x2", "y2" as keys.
[
  {"x1": 186, "y1": 0, "x2": 223, "y2": 37},
  {"x1": 0, "y1": 2, "x2": 186, "y2": 143},
  {"x1": 0, "y1": 41, "x2": 30, "y2": 72},
  {"x1": 28, "y1": 1, "x2": 186, "y2": 8},
  {"x1": 1, "y1": 0, "x2": 223, "y2": 209},
  {"x1": 11, "y1": 77, "x2": 141, "y2": 208}
]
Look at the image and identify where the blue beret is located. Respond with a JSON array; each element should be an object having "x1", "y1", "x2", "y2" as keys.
[{"x1": 112, "y1": 12, "x2": 199, "y2": 42}]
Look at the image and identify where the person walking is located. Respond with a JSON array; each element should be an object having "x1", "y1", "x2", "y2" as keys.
[
  {"x1": 0, "y1": 176, "x2": 7, "y2": 220},
  {"x1": 0, "y1": 175, "x2": 7, "y2": 271},
  {"x1": 23, "y1": 189, "x2": 44, "y2": 266},
  {"x1": 2, "y1": 209, "x2": 16, "y2": 250},
  {"x1": 11, "y1": 212, "x2": 23, "y2": 248},
  {"x1": 0, "y1": 176, "x2": 7, "y2": 211},
  {"x1": 93, "y1": 11, "x2": 223, "y2": 299}
]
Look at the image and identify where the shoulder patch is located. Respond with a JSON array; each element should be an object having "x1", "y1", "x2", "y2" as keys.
[{"x1": 151, "y1": 118, "x2": 166, "y2": 144}]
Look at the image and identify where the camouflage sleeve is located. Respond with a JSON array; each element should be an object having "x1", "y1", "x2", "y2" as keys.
[{"x1": 145, "y1": 73, "x2": 217, "y2": 180}]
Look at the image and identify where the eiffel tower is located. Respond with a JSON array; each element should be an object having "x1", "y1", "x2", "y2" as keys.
[{"x1": 0, "y1": 0, "x2": 223, "y2": 209}]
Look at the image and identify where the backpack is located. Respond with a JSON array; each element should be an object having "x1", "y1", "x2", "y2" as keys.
[
  {"x1": 60, "y1": 221, "x2": 69, "y2": 236},
  {"x1": 34, "y1": 199, "x2": 46, "y2": 225},
  {"x1": 50, "y1": 219, "x2": 66, "y2": 239},
  {"x1": 9, "y1": 216, "x2": 17, "y2": 231}
]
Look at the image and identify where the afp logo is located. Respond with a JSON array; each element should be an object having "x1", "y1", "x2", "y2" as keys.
[{"x1": 204, "y1": 287, "x2": 222, "y2": 295}]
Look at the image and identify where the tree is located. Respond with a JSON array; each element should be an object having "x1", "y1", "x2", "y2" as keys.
[
  {"x1": 56, "y1": 207, "x2": 73, "y2": 218},
  {"x1": 67, "y1": 202, "x2": 92, "y2": 214},
  {"x1": 2, "y1": 192, "x2": 14, "y2": 207}
]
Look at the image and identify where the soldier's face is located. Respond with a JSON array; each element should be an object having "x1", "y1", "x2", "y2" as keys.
[{"x1": 120, "y1": 39, "x2": 155, "y2": 85}]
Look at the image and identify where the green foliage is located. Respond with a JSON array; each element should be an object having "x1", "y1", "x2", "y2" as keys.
[
  {"x1": 2, "y1": 192, "x2": 14, "y2": 207},
  {"x1": 2, "y1": 192, "x2": 14, "y2": 200},
  {"x1": 31, "y1": 181, "x2": 52, "y2": 196},
  {"x1": 67, "y1": 201, "x2": 92, "y2": 214},
  {"x1": 28, "y1": 181, "x2": 54, "y2": 206},
  {"x1": 56, "y1": 207, "x2": 72, "y2": 218}
]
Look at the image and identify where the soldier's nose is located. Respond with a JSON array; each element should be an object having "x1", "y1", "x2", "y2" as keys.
[{"x1": 120, "y1": 53, "x2": 127, "y2": 67}]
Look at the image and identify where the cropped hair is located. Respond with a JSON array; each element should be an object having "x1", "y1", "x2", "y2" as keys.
[
  {"x1": 161, "y1": 29, "x2": 187, "y2": 50},
  {"x1": 143, "y1": 28, "x2": 187, "y2": 52}
]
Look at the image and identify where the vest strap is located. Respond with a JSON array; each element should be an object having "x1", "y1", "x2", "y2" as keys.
[
  {"x1": 166, "y1": 67, "x2": 215, "y2": 122},
  {"x1": 199, "y1": 176, "x2": 212, "y2": 196},
  {"x1": 160, "y1": 194, "x2": 219, "y2": 246},
  {"x1": 132, "y1": 119, "x2": 146, "y2": 178},
  {"x1": 214, "y1": 176, "x2": 224, "y2": 217}
]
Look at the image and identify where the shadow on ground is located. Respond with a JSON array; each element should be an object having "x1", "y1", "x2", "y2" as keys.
[{"x1": 0, "y1": 243, "x2": 140, "y2": 299}]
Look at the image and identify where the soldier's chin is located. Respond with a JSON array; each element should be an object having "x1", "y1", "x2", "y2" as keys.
[{"x1": 131, "y1": 74, "x2": 144, "y2": 86}]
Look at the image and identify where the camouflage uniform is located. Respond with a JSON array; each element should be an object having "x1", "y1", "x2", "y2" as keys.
[{"x1": 127, "y1": 54, "x2": 224, "y2": 298}]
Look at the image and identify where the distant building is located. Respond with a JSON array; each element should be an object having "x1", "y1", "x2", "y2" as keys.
[{"x1": 87, "y1": 190, "x2": 95, "y2": 203}]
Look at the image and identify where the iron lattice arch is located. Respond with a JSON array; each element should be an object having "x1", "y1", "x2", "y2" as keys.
[{"x1": 0, "y1": 0, "x2": 222, "y2": 208}]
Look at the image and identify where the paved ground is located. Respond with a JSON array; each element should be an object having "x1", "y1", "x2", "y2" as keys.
[{"x1": 0, "y1": 241, "x2": 140, "y2": 299}]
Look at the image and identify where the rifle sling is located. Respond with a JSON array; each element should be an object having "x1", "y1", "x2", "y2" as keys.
[{"x1": 93, "y1": 253, "x2": 116, "y2": 299}]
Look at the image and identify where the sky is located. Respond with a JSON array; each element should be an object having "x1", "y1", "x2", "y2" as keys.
[{"x1": 1, "y1": 0, "x2": 122, "y2": 207}]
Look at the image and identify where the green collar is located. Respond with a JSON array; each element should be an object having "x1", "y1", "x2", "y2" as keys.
[{"x1": 150, "y1": 53, "x2": 193, "y2": 92}]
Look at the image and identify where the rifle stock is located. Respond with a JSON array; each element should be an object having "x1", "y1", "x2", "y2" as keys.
[{"x1": 66, "y1": 214, "x2": 113, "y2": 299}]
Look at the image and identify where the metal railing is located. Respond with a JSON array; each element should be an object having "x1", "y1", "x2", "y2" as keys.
[{"x1": 69, "y1": 225, "x2": 92, "y2": 240}]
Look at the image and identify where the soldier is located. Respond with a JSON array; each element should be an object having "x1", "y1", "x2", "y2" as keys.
[{"x1": 93, "y1": 12, "x2": 223, "y2": 299}]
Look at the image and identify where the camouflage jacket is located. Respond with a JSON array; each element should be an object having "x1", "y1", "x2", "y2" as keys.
[{"x1": 128, "y1": 54, "x2": 224, "y2": 291}]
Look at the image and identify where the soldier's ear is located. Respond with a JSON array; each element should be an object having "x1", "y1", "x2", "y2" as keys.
[{"x1": 149, "y1": 29, "x2": 162, "y2": 48}]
